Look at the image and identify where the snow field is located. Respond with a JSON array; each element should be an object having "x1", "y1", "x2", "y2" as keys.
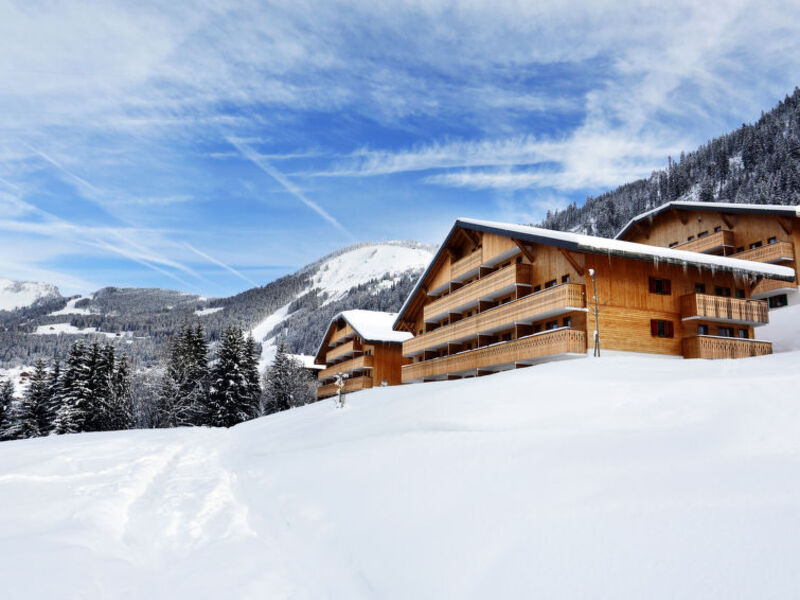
[{"x1": 1, "y1": 350, "x2": 800, "y2": 598}]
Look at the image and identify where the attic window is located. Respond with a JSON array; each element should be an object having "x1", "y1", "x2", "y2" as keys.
[
  {"x1": 768, "y1": 237, "x2": 777, "y2": 244},
  {"x1": 698, "y1": 231, "x2": 709, "y2": 238},
  {"x1": 750, "y1": 241, "x2": 762, "y2": 249},
  {"x1": 687, "y1": 235, "x2": 695, "y2": 242},
  {"x1": 714, "y1": 226, "x2": 722, "y2": 233},
  {"x1": 668, "y1": 241, "x2": 678, "y2": 248}
]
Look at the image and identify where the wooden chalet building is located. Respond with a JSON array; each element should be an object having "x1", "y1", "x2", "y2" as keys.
[
  {"x1": 391, "y1": 218, "x2": 794, "y2": 383},
  {"x1": 314, "y1": 310, "x2": 411, "y2": 400},
  {"x1": 615, "y1": 201, "x2": 800, "y2": 308}
]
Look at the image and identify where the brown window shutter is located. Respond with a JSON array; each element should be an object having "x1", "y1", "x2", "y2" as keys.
[
  {"x1": 664, "y1": 279, "x2": 672, "y2": 295},
  {"x1": 649, "y1": 277, "x2": 656, "y2": 293},
  {"x1": 667, "y1": 321, "x2": 674, "y2": 337},
  {"x1": 650, "y1": 319, "x2": 658, "y2": 336}
]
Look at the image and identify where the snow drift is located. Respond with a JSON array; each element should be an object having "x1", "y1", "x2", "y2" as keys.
[{"x1": 1, "y1": 350, "x2": 799, "y2": 599}]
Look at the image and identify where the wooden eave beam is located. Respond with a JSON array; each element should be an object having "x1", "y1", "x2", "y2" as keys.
[
  {"x1": 462, "y1": 227, "x2": 481, "y2": 247},
  {"x1": 513, "y1": 239, "x2": 536, "y2": 263},
  {"x1": 749, "y1": 275, "x2": 763, "y2": 291},
  {"x1": 672, "y1": 208, "x2": 690, "y2": 225},
  {"x1": 777, "y1": 216, "x2": 793, "y2": 235},
  {"x1": 558, "y1": 248, "x2": 585, "y2": 276},
  {"x1": 719, "y1": 212, "x2": 734, "y2": 229},
  {"x1": 630, "y1": 220, "x2": 649, "y2": 240}
]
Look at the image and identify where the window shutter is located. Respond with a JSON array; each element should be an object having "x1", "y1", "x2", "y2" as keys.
[
  {"x1": 664, "y1": 279, "x2": 672, "y2": 295},
  {"x1": 650, "y1": 319, "x2": 658, "y2": 336},
  {"x1": 667, "y1": 321, "x2": 674, "y2": 338},
  {"x1": 649, "y1": 277, "x2": 656, "y2": 293}
]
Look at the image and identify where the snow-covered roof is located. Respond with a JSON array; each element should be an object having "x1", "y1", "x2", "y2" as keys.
[
  {"x1": 615, "y1": 201, "x2": 800, "y2": 240},
  {"x1": 393, "y1": 217, "x2": 796, "y2": 330},
  {"x1": 315, "y1": 310, "x2": 412, "y2": 363}
]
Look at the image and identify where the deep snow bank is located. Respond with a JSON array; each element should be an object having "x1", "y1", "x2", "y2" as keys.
[{"x1": 1, "y1": 353, "x2": 800, "y2": 599}]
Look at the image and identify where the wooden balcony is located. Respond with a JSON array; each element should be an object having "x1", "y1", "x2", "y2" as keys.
[
  {"x1": 328, "y1": 324, "x2": 356, "y2": 347},
  {"x1": 318, "y1": 354, "x2": 374, "y2": 381},
  {"x1": 674, "y1": 229, "x2": 735, "y2": 254},
  {"x1": 680, "y1": 293, "x2": 769, "y2": 326},
  {"x1": 402, "y1": 328, "x2": 586, "y2": 382},
  {"x1": 450, "y1": 251, "x2": 483, "y2": 282},
  {"x1": 424, "y1": 263, "x2": 532, "y2": 323},
  {"x1": 405, "y1": 283, "x2": 586, "y2": 356},
  {"x1": 325, "y1": 338, "x2": 363, "y2": 363},
  {"x1": 682, "y1": 335, "x2": 772, "y2": 359},
  {"x1": 752, "y1": 276, "x2": 798, "y2": 299},
  {"x1": 732, "y1": 241, "x2": 795, "y2": 264},
  {"x1": 317, "y1": 375, "x2": 374, "y2": 399}
]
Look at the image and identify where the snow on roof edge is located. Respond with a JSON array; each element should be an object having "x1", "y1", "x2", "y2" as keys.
[{"x1": 614, "y1": 201, "x2": 800, "y2": 240}]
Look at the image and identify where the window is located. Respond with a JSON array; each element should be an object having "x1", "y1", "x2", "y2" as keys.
[
  {"x1": 714, "y1": 226, "x2": 722, "y2": 233},
  {"x1": 698, "y1": 324, "x2": 709, "y2": 335},
  {"x1": 738, "y1": 328, "x2": 749, "y2": 339},
  {"x1": 532, "y1": 324, "x2": 542, "y2": 333},
  {"x1": 718, "y1": 327, "x2": 734, "y2": 338},
  {"x1": 769, "y1": 294, "x2": 789, "y2": 308},
  {"x1": 695, "y1": 283, "x2": 706, "y2": 294},
  {"x1": 561, "y1": 274, "x2": 570, "y2": 283},
  {"x1": 563, "y1": 316, "x2": 572, "y2": 328},
  {"x1": 546, "y1": 320, "x2": 558, "y2": 330},
  {"x1": 500, "y1": 297, "x2": 510, "y2": 305},
  {"x1": 668, "y1": 241, "x2": 678, "y2": 248},
  {"x1": 736, "y1": 246, "x2": 745, "y2": 253},
  {"x1": 735, "y1": 288, "x2": 745, "y2": 299},
  {"x1": 649, "y1": 277, "x2": 672, "y2": 295},
  {"x1": 750, "y1": 241, "x2": 763, "y2": 249},
  {"x1": 502, "y1": 333, "x2": 512, "y2": 342},
  {"x1": 768, "y1": 237, "x2": 777, "y2": 244},
  {"x1": 687, "y1": 235, "x2": 695, "y2": 242},
  {"x1": 698, "y1": 230, "x2": 709, "y2": 238},
  {"x1": 545, "y1": 279, "x2": 557, "y2": 289},
  {"x1": 533, "y1": 285, "x2": 541, "y2": 293},
  {"x1": 650, "y1": 319, "x2": 674, "y2": 338},
  {"x1": 715, "y1": 287, "x2": 731, "y2": 297}
]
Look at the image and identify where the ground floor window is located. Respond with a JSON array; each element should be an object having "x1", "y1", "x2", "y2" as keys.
[
  {"x1": 698, "y1": 324, "x2": 709, "y2": 335},
  {"x1": 768, "y1": 294, "x2": 788, "y2": 308},
  {"x1": 738, "y1": 328, "x2": 749, "y2": 339},
  {"x1": 717, "y1": 327, "x2": 734, "y2": 337},
  {"x1": 650, "y1": 319, "x2": 674, "y2": 338}
]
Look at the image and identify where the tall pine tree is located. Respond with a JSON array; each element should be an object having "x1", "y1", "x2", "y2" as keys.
[
  {"x1": 0, "y1": 379, "x2": 15, "y2": 440},
  {"x1": 5, "y1": 360, "x2": 49, "y2": 440},
  {"x1": 208, "y1": 326, "x2": 259, "y2": 427},
  {"x1": 55, "y1": 341, "x2": 93, "y2": 434}
]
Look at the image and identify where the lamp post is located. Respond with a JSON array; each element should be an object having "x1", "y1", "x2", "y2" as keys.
[{"x1": 588, "y1": 268, "x2": 601, "y2": 357}]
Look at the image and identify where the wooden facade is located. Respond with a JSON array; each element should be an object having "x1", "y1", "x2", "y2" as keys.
[
  {"x1": 616, "y1": 202, "x2": 800, "y2": 305},
  {"x1": 314, "y1": 311, "x2": 410, "y2": 400},
  {"x1": 392, "y1": 218, "x2": 794, "y2": 383}
]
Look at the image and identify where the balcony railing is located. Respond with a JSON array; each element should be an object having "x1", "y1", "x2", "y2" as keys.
[
  {"x1": 751, "y1": 276, "x2": 798, "y2": 298},
  {"x1": 405, "y1": 283, "x2": 586, "y2": 356},
  {"x1": 318, "y1": 354, "x2": 374, "y2": 381},
  {"x1": 682, "y1": 335, "x2": 772, "y2": 359},
  {"x1": 328, "y1": 324, "x2": 356, "y2": 347},
  {"x1": 423, "y1": 263, "x2": 532, "y2": 322},
  {"x1": 325, "y1": 338, "x2": 363, "y2": 363},
  {"x1": 732, "y1": 241, "x2": 795, "y2": 264},
  {"x1": 402, "y1": 327, "x2": 586, "y2": 382},
  {"x1": 674, "y1": 229, "x2": 735, "y2": 254},
  {"x1": 317, "y1": 375, "x2": 374, "y2": 399},
  {"x1": 450, "y1": 251, "x2": 483, "y2": 281},
  {"x1": 680, "y1": 293, "x2": 769, "y2": 326}
]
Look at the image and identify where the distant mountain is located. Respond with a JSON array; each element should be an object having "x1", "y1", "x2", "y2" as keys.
[
  {"x1": 540, "y1": 87, "x2": 800, "y2": 237},
  {"x1": 0, "y1": 278, "x2": 61, "y2": 312},
  {"x1": 0, "y1": 241, "x2": 436, "y2": 370}
]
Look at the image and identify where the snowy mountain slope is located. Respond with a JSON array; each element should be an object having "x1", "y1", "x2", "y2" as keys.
[
  {"x1": 0, "y1": 278, "x2": 61, "y2": 312},
  {"x1": 249, "y1": 241, "x2": 435, "y2": 369},
  {"x1": 2, "y1": 351, "x2": 800, "y2": 599}
]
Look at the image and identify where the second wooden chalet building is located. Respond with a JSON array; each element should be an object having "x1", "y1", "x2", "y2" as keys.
[
  {"x1": 314, "y1": 310, "x2": 411, "y2": 400},
  {"x1": 391, "y1": 218, "x2": 794, "y2": 383},
  {"x1": 615, "y1": 201, "x2": 800, "y2": 308}
]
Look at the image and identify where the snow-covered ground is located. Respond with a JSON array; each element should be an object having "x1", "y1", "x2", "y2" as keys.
[
  {"x1": 32, "y1": 323, "x2": 131, "y2": 338},
  {"x1": 0, "y1": 278, "x2": 61, "y2": 311},
  {"x1": 2, "y1": 348, "x2": 800, "y2": 598},
  {"x1": 49, "y1": 296, "x2": 96, "y2": 316}
]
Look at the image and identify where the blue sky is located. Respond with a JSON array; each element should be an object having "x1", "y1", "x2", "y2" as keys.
[{"x1": 1, "y1": 0, "x2": 800, "y2": 297}]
